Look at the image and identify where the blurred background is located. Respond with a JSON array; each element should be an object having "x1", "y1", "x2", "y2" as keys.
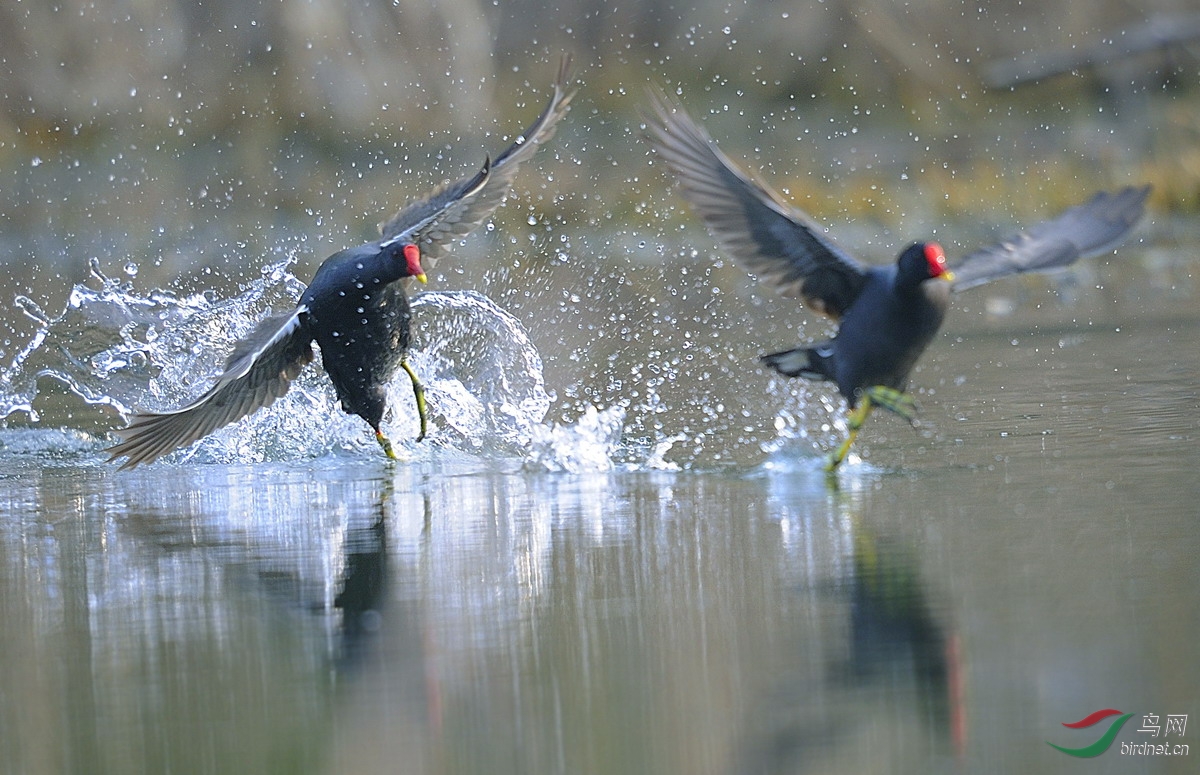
[{"x1": 2, "y1": 0, "x2": 1196, "y2": 271}]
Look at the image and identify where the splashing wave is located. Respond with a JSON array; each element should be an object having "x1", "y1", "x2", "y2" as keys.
[{"x1": 0, "y1": 258, "x2": 641, "y2": 469}]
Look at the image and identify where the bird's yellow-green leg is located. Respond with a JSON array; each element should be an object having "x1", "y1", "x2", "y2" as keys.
[
  {"x1": 825, "y1": 386, "x2": 920, "y2": 472},
  {"x1": 825, "y1": 396, "x2": 876, "y2": 472},
  {"x1": 863, "y1": 385, "x2": 919, "y2": 424},
  {"x1": 400, "y1": 359, "x2": 428, "y2": 442},
  {"x1": 375, "y1": 429, "x2": 399, "y2": 460}
]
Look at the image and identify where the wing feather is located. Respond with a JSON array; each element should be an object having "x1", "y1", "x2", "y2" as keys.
[
  {"x1": 951, "y1": 185, "x2": 1150, "y2": 291},
  {"x1": 377, "y1": 54, "x2": 576, "y2": 274},
  {"x1": 107, "y1": 307, "x2": 315, "y2": 469},
  {"x1": 642, "y1": 89, "x2": 868, "y2": 319}
]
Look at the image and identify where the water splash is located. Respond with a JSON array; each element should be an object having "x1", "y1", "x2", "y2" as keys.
[
  {"x1": 760, "y1": 386, "x2": 843, "y2": 460},
  {"x1": 527, "y1": 405, "x2": 626, "y2": 473},
  {"x1": 409, "y1": 290, "x2": 551, "y2": 454},
  {"x1": 0, "y1": 258, "x2": 841, "y2": 471},
  {"x1": 0, "y1": 258, "x2": 305, "y2": 422},
  {"x1": 0, "y1": 258, "x2": 567, "y2": 465}
]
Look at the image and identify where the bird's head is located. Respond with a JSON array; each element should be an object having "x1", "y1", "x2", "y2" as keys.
[
  {"x1": 402, "y1": 243, "x2": 428, "y2": 284},
  {"x1": 897, "y1": 242, "x2": 954, "y2": 286}
]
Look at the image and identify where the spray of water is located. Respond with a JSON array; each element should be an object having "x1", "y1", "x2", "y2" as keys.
[{"x1": 0, "y1": 257, "x2": 638, "y2": 469}]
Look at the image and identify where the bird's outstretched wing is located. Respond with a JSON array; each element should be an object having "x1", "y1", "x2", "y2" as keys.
[
  {"x1": 377, "y1": 54, "x2": 576, "y2": 274},
  {"x1": 642, "y1": 90, "x2": 868, "y2": 320},
  {"x1": 107, "y1": 308, "x2": 315, "y2": 469},
  {"x1": 951, "y1": 185, "x2": 1150, "y2": 292}
]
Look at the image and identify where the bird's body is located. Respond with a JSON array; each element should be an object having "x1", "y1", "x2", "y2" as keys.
[
  {"x1": 789, "y1": 260, "x2": 951, "y2": 405},
  {"x1": 109, "y1": 57, "x2": 574, "y2": 469},
  {"x1": 643, "y1": 91, "x2": 1149, "y2": 469},
  {"x1": 301, "y1": 240, "x2": 421, "y2": 434}
]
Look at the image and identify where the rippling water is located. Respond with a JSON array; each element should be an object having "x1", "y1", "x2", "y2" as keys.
[{"x1": 0, "y1": 223, "x2": 1197, "y2": 774}]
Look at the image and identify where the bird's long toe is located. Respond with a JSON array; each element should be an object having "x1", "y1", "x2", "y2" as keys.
[{"x1": 863, "y1": 386, "x2": 919, "y2": 424}]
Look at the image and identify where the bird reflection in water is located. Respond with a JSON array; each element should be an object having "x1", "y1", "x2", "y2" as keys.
[
  {"x1": 325, "y1": 481, "x2": 443, "y2": 773},
  {"x1": 733, "y1": 521, "x2": 964, "y2": 774},
  {"x1": 334, "y1": 508, "x2": 391, "y2": 669},
  {"x1": 332, "y1": 482, "x2": 431, "y2": 673}
]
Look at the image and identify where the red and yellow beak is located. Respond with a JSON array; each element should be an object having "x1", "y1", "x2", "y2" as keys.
[
  {"x1": 924, "y1": 242, "x2": 955, "y2": 282},
  {"x1": 402, "y1": 243, "x2": 428, "y2": 284}
]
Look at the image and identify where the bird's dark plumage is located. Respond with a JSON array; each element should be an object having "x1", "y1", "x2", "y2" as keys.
[
  {"x1": 642, "y1": 91, "x2": 1149, "y2": 468},
  {"x1": 299, "y1": 240, "x2": 423, "y2": 435},
  {"x1": 377, "y1": 54, "x2": 575, "y2": 278},
  {"x1": 109, "y1": 56, "x2": 575, "y2": 469},
  {"x1": 642, "y1": 90, "x2": 868, "y2": 320}
]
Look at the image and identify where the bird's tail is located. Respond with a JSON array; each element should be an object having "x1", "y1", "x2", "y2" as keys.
[{"x1": 761, "y1": 343, "x2": 834, "y2": 381}]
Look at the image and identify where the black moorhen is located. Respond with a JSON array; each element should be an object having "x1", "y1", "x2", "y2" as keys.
[
  {"x1": 109, "y1": 56, "x2": 575, "y2": 468},
  {"x1": 643, "y1": 91, "x2": 1149, "y2": 470}
]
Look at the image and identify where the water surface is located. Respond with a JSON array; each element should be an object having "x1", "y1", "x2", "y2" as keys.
[{"x1": 0, "y1": 287, "x2": 1196, "y2": 773}]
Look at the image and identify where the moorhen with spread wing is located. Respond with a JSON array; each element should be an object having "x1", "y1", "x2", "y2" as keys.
[
  {"x1": 109, "y1": 57, "x2": 575, "y2": 468},
  {"x1": 643, "y1": 91, "x2": 1149, "y2": 470}
]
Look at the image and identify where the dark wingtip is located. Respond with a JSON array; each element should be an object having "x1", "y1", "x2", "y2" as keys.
[
  {"x1": 105, "y1": 420, "x2": 168, "y2": 470},
  {"x1": 113, "y1": 453, "x2": 142, "y2": 471},
  {"x1": 639, "y1": 85, "x2": 683, "y2": 141},
  {"x1": 1128, "y1": 182, "x2": 1153, "y2": 211},
  {"x1": 639, "y1": 86, "x2": 716, "y2": 165},
  {"x1": 1096, "y1": 183, "x2": 1153, "y2": 231},
  {"x1": 106, "y1": 423, "x2": 146, "y2": 469},
  {"x1": 1102, "y1": 183, "x2": 1152, "y2": 211},
  {"x1": 552, "y1": 52, "x2": 578, "y2": 115},
  {"x1": 556, "y1": 52, "x2": 574, "y2": 89},
  {"x1": 490, "y1": 53, "x2": 576, "y2": 170},
  {"x1": 1129, "y1": 183, "x2": 1152, "y2": 218},
  {"x1": 106, "y1": 447, "x2": 136, "y2": 470},
  {"x1": 105, "y1": 436, "x2": 154, "y2": 470}
]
